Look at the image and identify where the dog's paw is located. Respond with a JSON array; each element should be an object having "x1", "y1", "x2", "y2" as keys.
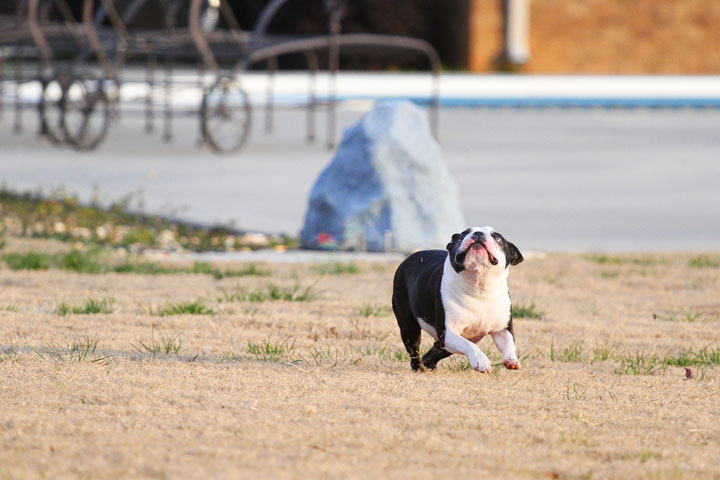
[
  {"x1": 472, "y1": 352, "x2": 493, "y2": 373},
  {"x1": 503, "y1": 357, "x2": 521, "y2": 370}
]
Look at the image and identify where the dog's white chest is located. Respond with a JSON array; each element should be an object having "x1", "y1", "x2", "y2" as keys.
[
  {"x1": 443, "y1": 293, "x2": 510, "y2": 340},
  {"x1": 440, "y1": 260, "x2": 512, "y2": 341}
]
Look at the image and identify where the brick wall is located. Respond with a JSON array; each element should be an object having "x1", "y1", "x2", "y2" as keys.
[{"x1": 469, "y1": 0, "x2": 720, "y2": 73}]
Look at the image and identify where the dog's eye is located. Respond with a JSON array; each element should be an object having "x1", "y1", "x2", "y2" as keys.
[{"x1": 492, "y1": 233, "x2": 503, "y2": 244}]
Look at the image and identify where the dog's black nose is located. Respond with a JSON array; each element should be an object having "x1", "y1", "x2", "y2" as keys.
[{"x1": 471, "y1": 231, "x2": 484, "y2": 241}]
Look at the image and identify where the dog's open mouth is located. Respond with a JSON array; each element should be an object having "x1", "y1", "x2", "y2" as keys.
[{"x1": 470, "y1": 242, "x2": 498, "y2": 265}]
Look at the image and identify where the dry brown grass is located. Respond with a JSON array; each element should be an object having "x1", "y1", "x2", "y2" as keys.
[{"x1": 1, "y1": 242, "x2": 719, "y2": 479}]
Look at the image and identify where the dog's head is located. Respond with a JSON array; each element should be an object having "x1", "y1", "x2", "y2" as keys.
[{"x1": 446, "y1": 227, "x2": 523, "y2": 273}]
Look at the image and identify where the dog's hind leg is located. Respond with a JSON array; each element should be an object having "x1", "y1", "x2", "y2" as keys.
[
  {"x1": 392, "y1": 296, "x2": 424, "y2": 371},
  {"x1": 422, "y1": 341, "x2": 452, "y2": 369}
]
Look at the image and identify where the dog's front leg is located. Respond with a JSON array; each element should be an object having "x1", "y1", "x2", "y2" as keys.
[
  {"x1": 443, "y1": 329, "x2": 493, "y2": 373},
  {"x1": 491, "y1": 329, "x2": 520, "y2": 370}
]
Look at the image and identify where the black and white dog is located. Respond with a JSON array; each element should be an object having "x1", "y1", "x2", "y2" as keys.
[{"x1": 392, "y1": 227, "x2": 523, "y2": 372}]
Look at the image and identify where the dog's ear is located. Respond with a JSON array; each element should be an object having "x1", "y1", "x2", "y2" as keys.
[
  {"x1": 446, "y1": 233, "x2": 461, "y2": 252},
  {"x1": 506, "y1": 241, "x2": 524, "y2": 266}
]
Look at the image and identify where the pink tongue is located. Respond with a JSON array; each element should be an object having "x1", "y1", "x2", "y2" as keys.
[{"x1": 471, "y1": 243, "x2": 497, "y2": 264}]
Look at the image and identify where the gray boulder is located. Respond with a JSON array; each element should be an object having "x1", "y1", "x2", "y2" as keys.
[{"x1": 300, "y1": 100, "x2": 465, "y2": 252}]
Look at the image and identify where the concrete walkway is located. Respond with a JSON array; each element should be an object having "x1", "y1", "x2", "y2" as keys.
[{"x1": 1, "y1": 74, "x2": 719, "y2": 252}]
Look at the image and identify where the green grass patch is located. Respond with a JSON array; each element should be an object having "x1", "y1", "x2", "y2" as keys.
[
  {"x1": 219, "y1": 284, "x2": 318, "y2": 303},
  {"x1": 355, "y1": 345, "x2": 412, "y2": 363},
  {"x1": 392, "y1": 349, "x2": 410, "y2": 363},
  {"x1": 3, "y1": 249, "x2": 105, "y2": 273},
  {"x1": 550, "y1": 340, "x2": 584, "y2": 362},
  {"x1": 3, "y1": 250, "x2": 271, "y2": 281},
  {"x1": 311, "y1": 262, "x2": 360, "y2": 275},
  {"x1": 583, "y1": 254, "x2": 624, "y2": 265},
  {"x1": 305, "y1": 346, "x2": 341, "y2": 367},
  {"x1": 156, "y1": 300, "x2": 214, "y2": 316},
  {"x1": 188, "y1": 262, "x2": 222, "y2": 277},
  {"x1": 620, "y1": 450, "x2": 662, "y2": 463},
  {"x1": 688, "y1": 255, "x2": 720, "y2": 268},
  {"x1": 49, "y1": 335, "x2": 111, "y2": 364},
  {"x1": 60, "y1": 249, "x2": 104, "y2": 273},
  {"x1": 57, "y1": 297, "x2": 115, "y2": 316},
  {"x1": 220, "y1": 264, "x2": 271, "y2": 278},
  {"x1": 356, "y1": 302, "x2": 388, "y2": 318},
  {"x1": 592, "y1": 340, "x2": 618, "y2": 363},
  {"x1": 68, "y1": 335, "x2": 101, "y2": 362},
  {"x1": 674, "y1": 308, "x2": 705, "y2": 323},
  {"x1": 190, "y1": 262, "x2": 271, "y2": 279},
  {"x1": 247, "y1": 336, "x2": 295, "y2": 362},
  {"x1": 443, "y1": 356, "x2": 473, "y2": 372},
  {"x1": 662, "y1": 346, "x2": 720, "y2": 367},
  {"x1": 583, "y1": 254, "x2": 664, "y2": 266},
  {"x1": 615, "y1": 352, "x2": 666, "y2": 375},
  {"x1": 113, "y1": 261, "x2": 175, "y2": 275},
  {"x1": 3, "y1": 251, "x2": 53, "y2": 270},
  {"x1": 133, "y1": 328, "x2": 183, "y2": 356},
  {"x1": 564, "y1": 383, "x2": 587, "y2": 400},
  {"x1": 512, "y1": 302, "x2": 544, "y2": 319},
  {"x1": 115, "y1": 261, "x2": 210, "y2": 276},
  {"x1": 656, "y1": 308, "x2": 710, "y2": 323}
]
